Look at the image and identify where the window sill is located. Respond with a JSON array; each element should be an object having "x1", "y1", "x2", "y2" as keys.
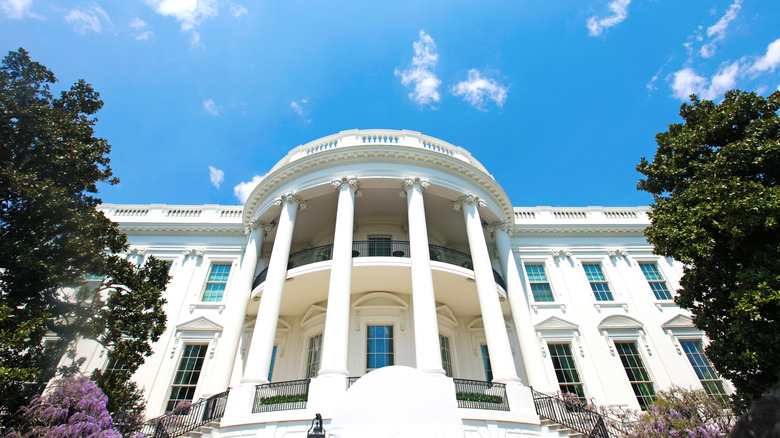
[
  {"x1": 190, "y1": 302, "x2": 225, "y2": 313},
  {"x1": 654, "y1": 300, "x2": 676, "y2": 311},
  {"x1": 593, "y1": 302, "x2": 628, "y2": 312},
  {"x1": 531, "y1": 303, "x2": 567, "y2": 313}
]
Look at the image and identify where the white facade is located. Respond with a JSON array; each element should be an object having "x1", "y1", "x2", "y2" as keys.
[{"x1": 81, "y1": 130, "x2": 725, "y2": 437}]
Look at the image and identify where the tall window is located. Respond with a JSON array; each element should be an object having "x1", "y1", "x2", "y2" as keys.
[
  {"x1": 104, "y1": 356, "x2": 129, "y2": 375},
  {"x1": 366, "y1": 325, "x2": 394, "y2": 371},
  {"x1": 202, "y1": 263, "x2": 231, "y2": 302},
  {"x1": 368, "y1": 236, "x2": 391, "y2": 257},
  {"x1": 548, "y1": 343, "x2": 585, "y2": 400},
  {"x1": 439, "y1": 335, "x2": 453, "y2": 377},
  {"x1": 583, "y1": 264, "x2": 614, "y2": 301},
  {"x1": 268, "y1": 345, "x2": 277, "y2": 382},
  {"x1": 480, "y1": 345, "x2": 493, "y2": 382},
  {"x1": 680, "y1": 341, "x2": 728, "y2": 401},
  {"x1": 640, "y1": 263, "x2": 673, "y2": 300},
  {"x1": 306, "y1": 334, "x2": 323, "y2": 378},
  {"x1": 525, "y1": 264, "x2": 554, "y2": 302},
  {"x1": 166, "y1": 344, "x2": 208, "y2": 411},
  {"x1": 615, "y1": 342, "x2": 656, "y2": 409}
]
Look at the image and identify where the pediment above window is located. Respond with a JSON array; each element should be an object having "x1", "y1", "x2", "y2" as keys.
[
  {"x1": 176, "y1": 316, "x2": 222, "y2": 332},
  {"x1": 661, "y1": 314, "x2": 695, "y2": 330},
  {"x1": 352, "y1": 292, "x2": 408, "y2": 311},
  {"x1": 535, "y1": 316, "x2": 579, "y2": 331},
  {"x1": 597, "y1": 315, "x2": 643, "y2": 331}
]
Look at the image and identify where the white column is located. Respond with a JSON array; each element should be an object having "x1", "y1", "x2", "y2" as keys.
[
  {"x1": 203, "y1": 220, "x2": 271, "y2": 395},
  {"x1": 455, "y1": 195, "x2": 520, "y2": 383},
  {"x1": 242, "y1": 193, "x2": 305, "y2": 384},
  {"x1": 403, "y1": 178, "x2": 445, "y2": 375},
  {"x1": 490, "y1": 222, "x2": 555, "y2": 391},
  {"x1": 318, "y1": 177, "x2": 359, "y2": 377}
]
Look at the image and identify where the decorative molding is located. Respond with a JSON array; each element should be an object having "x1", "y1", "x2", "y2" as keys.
[
  {"x1": 209, "y1": 333, "x2": 220, "y2": 358},
  {"x1": 598, "y1": 315, "x2": 644, "y2": 331},
  {"x1": 602, "y1": 330, "x2": 616, "y2": 356},
  {"x1": 171, "y1": 333, "x2": 181, "y2": 358},
  {"x1": 639, "y1": 329, "x2": 652, "y2": 356},
  {"x1": 537, "y1": 332, "x2": 547, "y2": 358},
  {"x1": 485, "y1": 221, "x2": 511, "y2": 235},
  {"x1": 574, "y1": 331, "x2": 585, "y2": 357},
  {"x1": 453, "y1": 194, "x2": 486, "y2": 211},
  {"x1": 534, "y1": 316, "x2": 579, "y2": 331},
  {"x1": 332, "y1": 176, "x2": 362, "y2": 196},
  {"x1": 246, "y1": 219, "x2": 274, "y2": 236},
  {"x1": 274, "y1": 192, "x2": 307, "y2": 210},
  {"x1": 666, "y1": 329, "x2": 683, "y2": 355},
  {"x1": 399, "y1": 177, "x2": 430, "y2": 197},
  {"x1": 551, "y1": 249, "x2": 572, "y2": 259},
  {"x1": 195, "y1": 249, "x2": 205, "y2": 258}
]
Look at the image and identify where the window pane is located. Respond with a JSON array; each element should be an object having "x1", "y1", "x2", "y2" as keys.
[
  {"x1": 306, "y1": 334, "x2": 323, "y2": 378},
  {"x1": 526, "y1": 265, "x2": 555, "y2": 302},
  {"x1": 615, "y1": 342, "x2": 655, "y2": 409},
  {"x1": 268, "y1": 345, "x2": 277, "y2": 382},
  {"x1": 166, "y1": 344, "x2": 208, "y2": 411},
  {"x1": 548, "y1": 343, "x2": 585, "y2": 400},
  {"x1": 366, "y1": 325, "x2": 394, "y2": 372},
  {"x1": 202, "y1": 263, "x2": 231, "y2": 302},
  {"x1": 640, "y1": 263, "x2": 672, "y2": 300},
  {"x1": 584, "y1": 264, "x2": 613, "y2": 301},
  {"x1": 480, "y1": 345, "x2": 493, "y2": 382},
  {"x1": 440, "y1": 335, "x2": 453, "y2": 377},
  {"x1": 680, "y1": 341, "x2": 728, "y2": 402}
]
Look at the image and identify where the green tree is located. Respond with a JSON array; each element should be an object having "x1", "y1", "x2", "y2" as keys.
[
  {"x1": 637, "y1": 90, "x2": 780, "y2": 412},
  {"x1": 0, "y1": 48, "x2": 168, "y2": 430}
]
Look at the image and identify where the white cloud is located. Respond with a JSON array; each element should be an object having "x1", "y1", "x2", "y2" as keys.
[
  {"x1": 144, "y1": 0, "x2": 217, "y2": 31},
  {"x1": 208, "y1": 166, "x2": 224, "y2": 189},
  {"x1": 189, "y1": 30, "x2": 201, "y2": 48},
  {"x1": 234, "y1": 175, "x2": 262, "y2": 204},
  {"x1": 451, "y1": 69, "x2": 508, "y2": 111},
  {"x1": 586, "y1": 0, "x2": 631, "y2": 37},
  {"x1": 290, "y1": 99, "x2": 311, "y2": 123},
  {"x1": 0, "y1": 0, "x2": 36, "y2": 19},
  {"x1": 700, "y1": 0, "x2": 742, "y2": 58},
  {"x1": 129, "y1": 17, "x2": 146, "y2": 29},
  {"x1": 65, "y1": 6, "x2": 110, "y2": 34},
  {"x1": 203, "y1": 98, "x2": 219, "y2": 116},
  {"x1": 229, "y1": 2, "x2": 247, "y2": 17},
  {"x1": 671, "y1": 62, "x2": 740, "y2": 101},
  {"x1": 136, "y1": 30, "x2": 153, "y2": 40},
  {"x1": 395, "y1": 30, "x2": 441, "y2": 108},
  {"x1": 751, "y1": 38, "x2": 780, "y2": 73}
]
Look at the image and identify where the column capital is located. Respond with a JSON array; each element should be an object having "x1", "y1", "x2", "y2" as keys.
[
  {"x1": 400, "y1": 177, "x2": 430, "y2": 196},
  {"x1": 485, "y1": 221, "x2": 513, "y2": 235},
  {"x1": 246, "y1": 219, "x2": 274, "y2": 236},
  {"x1": 274, "y1": 192, "x2": 307, "y2": 209},
  {"x1": 453, "y1": 194, "x2": 486, "y2": 211},
  {"x1": 331, "y1": 177, "x2": 362, "y2": 196}
]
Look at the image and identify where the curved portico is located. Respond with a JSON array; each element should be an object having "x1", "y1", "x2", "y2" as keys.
[{"x1": 207, "y1": 130, "x2": 547, "y2": 428}]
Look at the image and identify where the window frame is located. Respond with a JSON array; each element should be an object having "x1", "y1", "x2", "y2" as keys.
[
  {"x1": 305, "y1": 333, "x2": 323, "y2": 378},
  {"x1": 524, "y1": 262, "x2": 555, "y2": 302},
  {"x1": 480, "y1": 344, "x2": 493, "y2": 382},
  {"x1": 679, "y1": 339, "x2": 729, "y2": 401},
  {"x1": 201, "y1": 262, "x2": 233, "y2": 303},
  {"x1": 582, "y1": 262, "x2": 614, "y2": 302},
  {"x1": 548, "y1": 342, "x2": 586, "y2": 400},
  {"x1": 165, "y1": 343, "x2": 209, "y2": 412},
  {"x1": 613, "y1": 341, "x2": 656, "y2": 409},
  {"x1": 365, "y1": 324, "x2": 395, "y2": 372},
  {"x1": 639, "y1": 262, "x2": 673, "y2": 301}
]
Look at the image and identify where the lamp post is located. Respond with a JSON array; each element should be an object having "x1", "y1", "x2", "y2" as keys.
[{"x1": 307, "y1": 413, "x2": 325, "y2": 438}]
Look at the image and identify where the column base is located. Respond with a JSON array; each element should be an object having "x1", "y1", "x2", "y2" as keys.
[{"x1": 307, "y1": 374, "x2": 349, "y2": 418}]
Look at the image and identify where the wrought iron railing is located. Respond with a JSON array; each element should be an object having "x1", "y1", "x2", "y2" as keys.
[
  {"x1": 252, "y1": 241, "x2": 507, "y2": 290},
  {"x1": 531, "y1": 389, "x2": 610, "y2": 438},
  {"x1": 253, "y1": 379, "x2": 310, "y2": 413},
  {"x1": 453, "y1": 378, "x2": 509, "y2": 411},
  {"x1": 138, "y1": 390, "x2": 229, "y2": 438}
]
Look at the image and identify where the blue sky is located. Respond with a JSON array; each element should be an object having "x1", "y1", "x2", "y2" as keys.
[{"x1": 2, "y1": 0, "x2": 778, "y2": 207}]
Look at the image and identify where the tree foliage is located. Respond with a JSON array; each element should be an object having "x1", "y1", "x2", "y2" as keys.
[
  {"x1": 0, "y1": 48, "x2": 168, "y2": 429},
  {"x1": 637, "y1": 90, "x2": 780, "y2": 411}
]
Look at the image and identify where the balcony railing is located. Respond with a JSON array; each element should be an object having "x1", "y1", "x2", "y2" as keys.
[
  {"x1": 252, "y1": 241, "x2": 507, "y2": 290},
  {"x1": 253, "y1": 379, "x2": 310, "y2": 413},
  {"x1": 532, "y1": 389, "x2": 610, "y2": 438},
  {"x1": 137, "y1": 390, "x2": 229, "y2": 438},
  {"x1": 453, "y1": 378, "x2": 509, "y2": 411}
]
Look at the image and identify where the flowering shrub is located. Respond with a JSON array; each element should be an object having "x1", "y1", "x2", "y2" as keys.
[
  {"x1": 6, "y1": 376, "x2": 122, "y2": 438},
  {"x1": 625, "y1": 387, "x2": 733, "y2": 438}
]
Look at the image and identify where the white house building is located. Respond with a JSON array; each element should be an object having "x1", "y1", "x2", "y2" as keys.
[{"x1": 77, "y1": 129, "x2": 727, "y2": 438}]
